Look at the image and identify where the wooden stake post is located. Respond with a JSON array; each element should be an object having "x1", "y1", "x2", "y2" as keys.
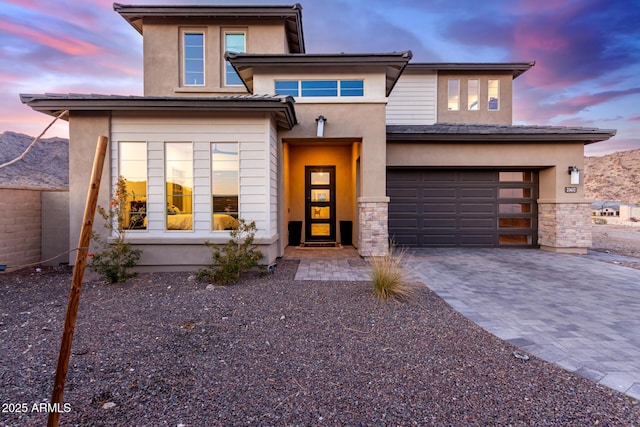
[{"x1": 48, "y1": 136, "x2": 108, "y2": 427}]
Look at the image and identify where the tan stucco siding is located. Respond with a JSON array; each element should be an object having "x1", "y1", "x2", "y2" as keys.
[
  {"x1": 436, "y1": 72, "x2": 513, "y2": 124},
  {"x1": 386, "y1": 72, "x2": 437, "y2": 125},
  {"x1": 142, "y1": 20, "x2": 289, "y2": 96},
  {"x1": 386, "y1": 141, "x2": 586, "y2": 202}
]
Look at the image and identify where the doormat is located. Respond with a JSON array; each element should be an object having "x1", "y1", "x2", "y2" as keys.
[{"x1": 299, "y1": 242, "x2": 341, "y2": 249}]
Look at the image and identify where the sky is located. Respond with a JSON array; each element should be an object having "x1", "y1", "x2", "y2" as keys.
[{"x1": 1, "y1": 0, "x2": 639, "y2": 156}]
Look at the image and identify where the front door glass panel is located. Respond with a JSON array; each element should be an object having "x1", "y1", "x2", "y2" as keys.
[{"x1": 305, "y1": 166, "x2": 336, "y2": 241}]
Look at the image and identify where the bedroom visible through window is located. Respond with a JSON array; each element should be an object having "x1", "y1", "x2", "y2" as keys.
[
  {"x1": 448, "y1": 79, "x2": 459, "y2": 110},
  {"x1": 119, "y1": 142, "x2": 147, "y2": 230},
  {"x1": 165, "y1": 143, "x2": 193, "y2": 230},
  {"x1": 183, "y1": 32, "x2": 204, "y2": 86},
  {"x1": 224, "y1": 32, "x2": 245, "y2": 86},
  {"x1": 212, "y1": 143, "x2": 239, "y2": 230}
]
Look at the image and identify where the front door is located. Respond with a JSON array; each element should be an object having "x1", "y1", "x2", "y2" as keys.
[{"x1": 305, "y1": 166, "x2": 336, "y2": 241}]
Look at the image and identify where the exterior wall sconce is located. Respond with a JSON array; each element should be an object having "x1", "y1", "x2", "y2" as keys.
[
  {"x1": 316, "y1": 115, "x2": 327, "y2": 137},
  {"x1": 568, "y1": 166, "x2": 580, "y2": 185}
]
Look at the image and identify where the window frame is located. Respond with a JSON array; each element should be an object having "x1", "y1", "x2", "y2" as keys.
[
  {"x1": 467, "y1": 79, "x2": 479, "y2": 111},
  {"x1": 447, "y1": 79, "x2": 460, "y2": 111},
  {"x1": 488, "y1": 79, "x2": 500, "y2": 111},
  {"x1": 211, "y1": 142, "x2": 239, "y2": 231},
  {"x1": 164, "y1": 142, "x2": 194, "y2": 231},
  {"x1": 223, "y1": 30, "x2": 246, "y2": 87},
  {"x1": 274, "y1": 79, "x2": 365, "y2": 98},
  {"x1": 118, "y1": 142, "x2": 148, "y2": 231},
  {"x1": 182, "y1": 30, "x2": 205, "y2": 87}
]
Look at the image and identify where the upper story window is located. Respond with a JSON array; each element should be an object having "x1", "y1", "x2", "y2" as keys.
[
  {"x1": 224, "y1": 32, "x2": 245, "y2": 86},
  {"x1": 488, "y1": 79, "x2": 500, "y2": 110},
  {"x1": 275, "y1": 80, "x2": 365, "y2": 97},
  {"x1": 447, "y1": 79, "x2": 459, "y2": 110},
  {"x1": 183, "y1": 33, "x2": 205, "y2": 86},
  {"x1": 468, "y1": 79, "x2": 479, "y2": 110}
]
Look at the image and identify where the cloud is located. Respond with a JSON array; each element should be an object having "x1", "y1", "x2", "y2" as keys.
[{"x1": 0, "y1": 19, "x2": 101, "y2": 56}]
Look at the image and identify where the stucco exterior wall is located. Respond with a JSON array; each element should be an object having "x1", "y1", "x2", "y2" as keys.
[
  {"x1": 0, "y1": 189, "x2": 41, "y2": 269},
  {"x1": 436, "y1": 72, "x2": 513, "y2": 124},
  {"x1": 143, "y1": 19, "x2": 289, "y2": 96}
]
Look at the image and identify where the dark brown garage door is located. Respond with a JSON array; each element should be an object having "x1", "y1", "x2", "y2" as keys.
[{"x1": 387, "y1": 169, "x2": 538, "y2": 247}]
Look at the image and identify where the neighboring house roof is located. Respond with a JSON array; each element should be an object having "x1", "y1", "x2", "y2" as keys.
[
  {"x1": 20, "y1": 93, "x2": 298, "y2": 130},
  {"x1": 387, "y1": 123, "x2": 617, "y2": 144},
  {"x1": 113, "y1": 3, "x2": 305, "y2": 54},
  {"x1": 406, "y1": 62, "x2": 535, "y2": 79},
  {"x1": 226, "y1": 51, "x2": 413, "y2": 96}
]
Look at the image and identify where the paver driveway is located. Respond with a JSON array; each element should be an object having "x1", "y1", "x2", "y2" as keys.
[{"x1": 409, "y1": 248, "x2": 640, "y2": 401}]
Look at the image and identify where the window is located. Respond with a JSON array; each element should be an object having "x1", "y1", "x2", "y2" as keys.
[
  {"x1": 468, "y1": 79, "x2": 479, "y2": 110},
  {"x1": 447, "y1": 79, "x2": 459, "y2": 110},
  {"x1": 119, "y1": 142, "x2": 147, "y2": 230},
  {"x1": 488, "y1": 79, "x2": 499, "y2": 110},
  {"x1": 340, "y1": 80, "x2": 364, "y2": 96},
  {"x1": 275, "y1": 80, "x2": 299, "y2": 96},
  {"x1": 165, "y1": 143, "x2": 193, "y2": 230},
  {"x1": 224, "y1": 32, "x2": 245, "y2": 86},
  {"x1": 183, "y1": 32, "x2": 204, "y2": 86},
  {"x1": 212, "y1": 143, "x2": 239, "y2": 231},
  {"x1": 274, "y1": 79, "x2": 365, "y2": 97},
  {"x1": 302, "y1": 80, "x2": 338, "y2": 97}
]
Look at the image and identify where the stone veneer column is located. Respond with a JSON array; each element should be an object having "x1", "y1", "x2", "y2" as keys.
[
  {"x1": 357, "y1": 197, "x2": 389, "y2": 257},
  {"x1": 538, "y1": 202, "x2": 592, "y2": 254}
]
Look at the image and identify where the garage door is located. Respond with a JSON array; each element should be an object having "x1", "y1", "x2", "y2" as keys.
[{"x1": 387, "y1": 169, "x2": 538, "y2": 247}]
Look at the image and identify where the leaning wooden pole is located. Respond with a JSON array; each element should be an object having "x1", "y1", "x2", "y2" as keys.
[{"x1": 48, "y1": 136, "x2": 108, "y2": 427}]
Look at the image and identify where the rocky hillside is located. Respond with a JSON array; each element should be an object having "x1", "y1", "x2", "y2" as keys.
[
  {"x1": 0, "y1": 131, "x2": 69, "y2": 190},
  {"x1": 585, "y1": 148, "x2": 640, "y2": 204}
]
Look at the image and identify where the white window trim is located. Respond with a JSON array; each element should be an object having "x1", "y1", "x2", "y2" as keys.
[{"x1": 181, "y1": 29, "x2": 206, "y2": 87}]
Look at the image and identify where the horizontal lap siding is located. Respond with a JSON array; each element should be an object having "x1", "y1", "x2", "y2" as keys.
[
  {"x1": 111, "y1": 116, "x2": 272, "y2": 238},
  {"x1": 386, "y1": 73, "x2": 437, "y2": 125}
]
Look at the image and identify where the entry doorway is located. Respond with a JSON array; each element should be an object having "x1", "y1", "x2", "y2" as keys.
[{"x1": 305, "y1": 166, "x2": 336, "y2": 241}]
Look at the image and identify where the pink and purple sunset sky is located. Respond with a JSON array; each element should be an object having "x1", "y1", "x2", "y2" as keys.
[{"x1": 1, "y1": 0, "x2": 639, "y2": 155}]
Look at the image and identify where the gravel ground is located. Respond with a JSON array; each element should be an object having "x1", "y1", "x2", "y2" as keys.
[
  {"x1": 592, "y1": 223, "x2": 640, "y2": 269},
  {"x1": 2, "y1": 255, "x2": 640, "y2": 426}
]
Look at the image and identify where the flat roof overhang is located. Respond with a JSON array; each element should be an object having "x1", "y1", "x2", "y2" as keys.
[
  {"x1": 113, "y1": 2, "x2": 305, "y2": 53},
  {"x1": 226, "y1": 51, "x2": 413, "y2": 96},
  {"x1": 387, "y1": 124, "x2": 617, "y2": 145},
  {"x1": 406, "y1": 62, "x2": 535, "y2": 79},
  {"x1": 20, "y1": 93, "x2": 297, "y2": 130}
]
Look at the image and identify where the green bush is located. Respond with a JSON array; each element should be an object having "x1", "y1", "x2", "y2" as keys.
[
  {"x1": 90, "y1": 176, "x2": 142, "y2": 283},
  {"x1": 197, "y1": 219, "x2": 263, "y2": 285},
  {"x1": 369, "y1": 244, "x2": 416, "y2": 301}
]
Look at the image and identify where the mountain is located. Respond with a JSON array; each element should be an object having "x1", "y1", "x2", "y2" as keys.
[
  {"x1": 0, "y1": 131, "x2": 69, "y2": 190},
  {"x1": 585, "y1": 148, "x2": 640, "y2": 204}
]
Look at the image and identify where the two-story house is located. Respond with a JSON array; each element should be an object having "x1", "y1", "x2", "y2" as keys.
[{"x1": 21, "y1": 3, "x2": 615, "y2": 270}]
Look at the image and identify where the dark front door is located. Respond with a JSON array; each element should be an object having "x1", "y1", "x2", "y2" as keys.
[{"x1": 305, "y1": 166, "x2": 336, "y2": 242}]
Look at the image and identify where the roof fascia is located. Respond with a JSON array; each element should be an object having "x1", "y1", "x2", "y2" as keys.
[{"x1": 406, "y1": 62, "x2": 535, "y2": 79}]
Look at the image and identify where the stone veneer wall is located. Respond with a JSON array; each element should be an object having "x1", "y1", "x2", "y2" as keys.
[
  {"x1": 0, "y1": 189, "x2": 41, "y2": 269},
  {"x1": 357, "y1": 199, "x2": 389, "y2": 257},
  {"x1": 538, "y1": 202, "x2": 591, "y2": 253}
]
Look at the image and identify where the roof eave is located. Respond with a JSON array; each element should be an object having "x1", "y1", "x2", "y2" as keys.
[
  {"x1": 386, "y1": 131, "x2": 616, "y2": 144},
  {"x1": 20, "y1": 94, "x2": 298, "y2": 130},
  {"x1": 406, "y1": 62, "x2": 536, "y2": 79}
]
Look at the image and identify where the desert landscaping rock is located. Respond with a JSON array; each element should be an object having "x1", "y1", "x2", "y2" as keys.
[{"x1": 1, "y1": 253, "x2": 639, "y2": 426}]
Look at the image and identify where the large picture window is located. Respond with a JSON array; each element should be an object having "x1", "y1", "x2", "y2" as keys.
[
  {"x1": 119, "y1": 142, "x2": 147, "y2": 230},
  {"x1": 183, "y1": 32, "x2": 204, "y2": 86},
  {"x1": 212, "y1": 143, "x2": 239, "y2": 230},
  {"x1": 165, "y1": 143, "x2": 193, "y2": 230},
  {"x1": 224, "y1": 32, "x2": 245, "y2": 86}
]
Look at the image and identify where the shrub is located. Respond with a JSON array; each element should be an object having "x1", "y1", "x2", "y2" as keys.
[
  {"x1": 90, "y1": 176, "x2": 142, "y2": 283},
  {"x1": 197, "y1": 219, "x2": 263, "y2": 285},
  {"x1": 369, "y1": 244, "x2": 416, "y2": 300}
]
